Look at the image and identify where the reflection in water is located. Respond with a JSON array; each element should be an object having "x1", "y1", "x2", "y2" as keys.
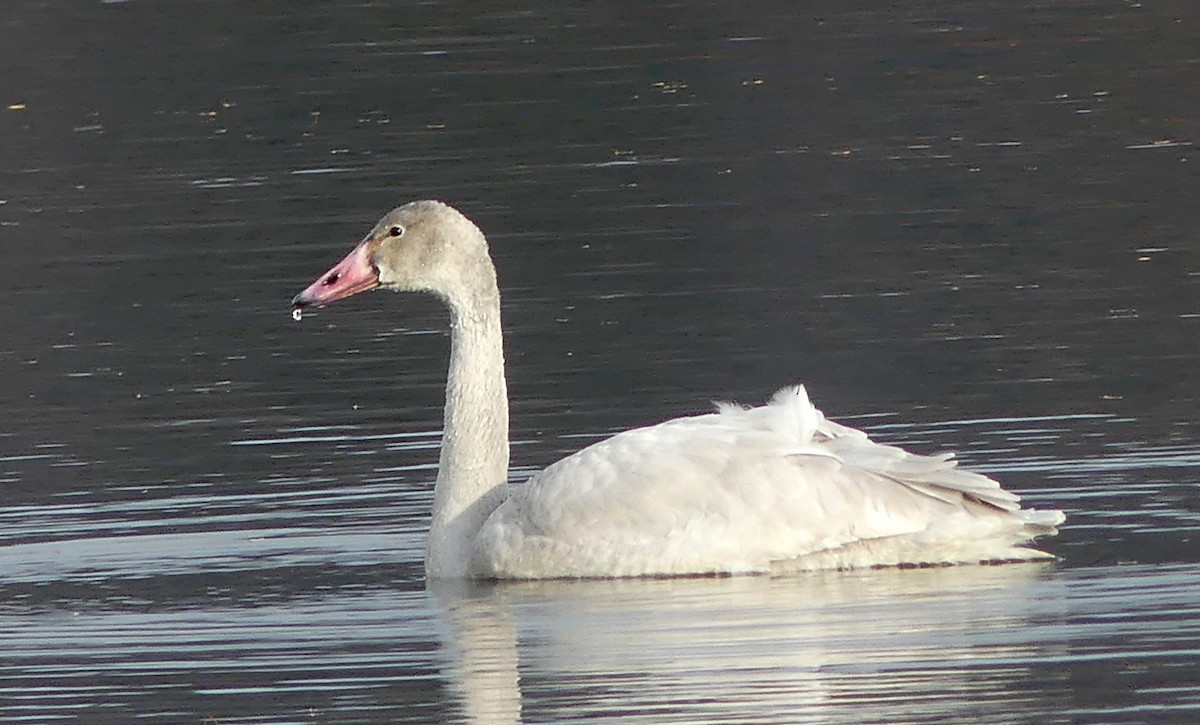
[
  {"x1": 433, "y1": 580, "x2": 523, "y2": 725},
  {"x1": 433, "y1": 565, "x2": 1068, "y2": 724},
  {"x1": 3, "y1": 560, "x2": 1196, "y2": 722}
]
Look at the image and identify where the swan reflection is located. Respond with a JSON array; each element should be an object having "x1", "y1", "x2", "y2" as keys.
[{"x1": 431, "y1": 564, "x2": 1065, "y2": 723}]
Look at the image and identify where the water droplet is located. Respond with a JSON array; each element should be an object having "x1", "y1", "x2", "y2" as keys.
[{"x1": 292, "y1": 308, "x2": 303, "y2": 321}]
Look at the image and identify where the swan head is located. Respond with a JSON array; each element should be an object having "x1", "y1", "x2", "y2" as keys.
[{"x1": 292, "y1": 200, "x2": 493, "y2": 313}]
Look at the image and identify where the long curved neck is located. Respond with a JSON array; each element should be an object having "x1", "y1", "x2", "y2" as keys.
[{"x1": 426, "y1": 276, "x2": 510, "y2": 578}]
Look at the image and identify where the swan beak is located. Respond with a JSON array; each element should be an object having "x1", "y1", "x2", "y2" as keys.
[{"x1": 292, "y1": 239, "x2": 380, "y2": 311}]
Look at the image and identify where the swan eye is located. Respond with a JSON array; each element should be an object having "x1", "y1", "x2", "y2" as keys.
[{"x1": 388, "y1": 225, "x2": 404, "y2": 237}]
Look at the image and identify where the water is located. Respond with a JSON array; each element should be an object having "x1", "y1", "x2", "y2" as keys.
[{"x1": 2, "y1": 0, "x2": 1199, "y2": 722}]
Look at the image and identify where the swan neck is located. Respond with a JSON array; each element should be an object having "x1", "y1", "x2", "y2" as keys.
[{"x1": 426, "y1": 278, "x2": 510, "y2": 579}]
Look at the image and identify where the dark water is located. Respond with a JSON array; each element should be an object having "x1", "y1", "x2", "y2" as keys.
[{"x1": 2, "y1": 1, "x2": 1199, "y2": 722}]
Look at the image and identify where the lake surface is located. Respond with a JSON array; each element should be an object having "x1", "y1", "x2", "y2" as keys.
[{"x1": 2, "y1": 1, "x2": 1198, "y2": 722}]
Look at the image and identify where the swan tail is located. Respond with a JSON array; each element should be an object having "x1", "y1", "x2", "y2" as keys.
[{"x1": 1017, "y1": 507, "x2": 1066, "y2": 535}]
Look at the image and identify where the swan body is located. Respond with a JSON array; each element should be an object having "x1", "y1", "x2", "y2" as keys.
[{"x1": 292, "y1": 200, "x2": 1064, "y2": 579}]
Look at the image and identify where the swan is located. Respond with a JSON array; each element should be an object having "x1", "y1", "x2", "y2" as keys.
[{"x1": 291, "y1": 200, "x2": 1065, "y2": 579}]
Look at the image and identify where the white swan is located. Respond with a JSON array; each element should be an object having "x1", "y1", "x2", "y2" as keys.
[{"x1": 292, "y1": 200, "x2": 1065, "y2": 579}]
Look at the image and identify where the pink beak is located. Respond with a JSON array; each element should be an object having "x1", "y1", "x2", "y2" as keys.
[{"x1": 292, "y1": 239, "x2": 380, "y2": 311}]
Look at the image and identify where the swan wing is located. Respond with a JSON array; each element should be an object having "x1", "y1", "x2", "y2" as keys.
[{"x1": 474, "y1": 386, "x2": 1063, "y2": 578}]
